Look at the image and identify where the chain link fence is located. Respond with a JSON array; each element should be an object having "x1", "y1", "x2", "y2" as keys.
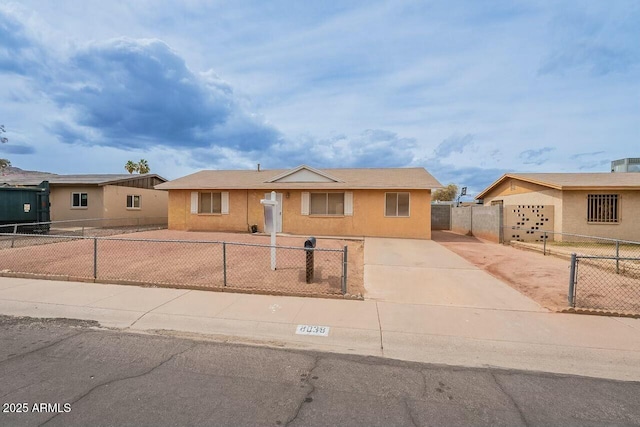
[
  {"x1": 0, "y1": 233, "x2": 348, "y2": 297},
  {"x1": 569, "y1": 253, "x2": 640, "y2": 313},
  {"x1": 504, "y1": 227, "x2": 640, "y2": 313},
  {"x1": 503, "y1": 227, "x2": 640, "y2": 260},
  {"x1": 0, "y1": 217, "x2": 168, "y2": 238}
]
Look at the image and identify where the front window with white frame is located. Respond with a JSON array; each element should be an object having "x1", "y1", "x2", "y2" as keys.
[
  {"x1": 71, "y1": 192, "x2": 88, "y2": 208},
  {"x1": 310, "y1": 192, "x2": 344, "y2": 215},
  {"x1": 199, "y1": 192, "x2": 222, "y2": 214},
  {"x1": 385, "y1": 192, "x2": 410, "y2": 217},
  {"x1": 127, "y1": 195, "x2": 141, "y2": 209}
]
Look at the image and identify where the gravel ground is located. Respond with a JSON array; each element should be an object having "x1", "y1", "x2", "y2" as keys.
[{"x1": 0, "y1": 230, "x2": 365, "y2": 298}]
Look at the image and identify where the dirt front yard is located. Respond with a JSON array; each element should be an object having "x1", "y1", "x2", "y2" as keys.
[
  {"x1": 0, "y1": 230, "x2": 365, "y2": 299},
  {"x1": 432, "y1": 231, "x2": 571, "y2": 311}
]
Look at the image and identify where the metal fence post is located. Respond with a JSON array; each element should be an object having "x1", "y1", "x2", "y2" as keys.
[
  {"x1": 93, "y1": 237, "x2": 98, "y2": 279},
  {"x1": 341, "y1": 245, "x2": 348, "y2": 295},
  {"x1": 615, "y1": 240, "x2": 620, "y2": 274},
  {"x1": 543, "y1": 231, "x2": 547, "y2": 255},
  {"x1": 222, "y1": 242, "x2": 227, "y2": 287},
  {"x1": 10, "y1": 224, "x2": 17, "y2": 248},
  {"x1": 568, "y1": 253, "x2": 576, "y2": 307}
]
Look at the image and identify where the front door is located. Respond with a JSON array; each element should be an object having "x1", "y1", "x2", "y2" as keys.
[{"x1": 264, "y1": 192, "x2": 283, "y2": 233}]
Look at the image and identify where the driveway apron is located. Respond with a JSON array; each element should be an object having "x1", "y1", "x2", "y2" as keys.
[{"x1": 364, "y1": 237, "x2": 545, "y2": 311}]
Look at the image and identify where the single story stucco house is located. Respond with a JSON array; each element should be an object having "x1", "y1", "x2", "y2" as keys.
[
  {"x1": 155, "y1": 165, "x2": 442, "y2": 239},
  {"x1": 1, "y1": 173, "x2": 168, "y2": 224},
  {"x1": 476, "y1": 173, "x2": 640, "y2": 241}
]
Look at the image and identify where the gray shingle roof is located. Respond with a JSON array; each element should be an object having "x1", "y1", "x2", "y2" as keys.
[{"x1": 0, "y1": 173, "x2": 166, "y2": 186}]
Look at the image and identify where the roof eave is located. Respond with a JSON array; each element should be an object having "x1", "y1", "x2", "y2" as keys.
[
  {"x1": 99, "y1": 173, "x2": 168, "y2": 186},
  {"x1": 158, "y1": 185, "x2": 435, "y2": 191},
  {"x1": 475, "y1": 174, "x2": 562, "y2": 200},
  {"x1": 563, "y1": 185, "x2": 640, "y2": 191}
]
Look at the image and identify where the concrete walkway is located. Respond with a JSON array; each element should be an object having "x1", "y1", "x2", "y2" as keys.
[
  {"x1": 364, "y1": 237, "x2": 545, "y2": 311},
  {"x1": 2, "y1": 237, "x2": 640, "y2": 382}
]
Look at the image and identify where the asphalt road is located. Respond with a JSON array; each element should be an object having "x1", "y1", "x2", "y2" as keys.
[{"x1": 1, "y1": 315, "x2": 639, "y2": 427}]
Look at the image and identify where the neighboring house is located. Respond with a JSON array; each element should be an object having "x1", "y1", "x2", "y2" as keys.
[
  {"x1": 476, "y1": 173, "x2": 640, "y2": 241},
  {"x1": 155, "y1": 165, "x2": 442, "y2": 239},
  {"x1": 0, "y1": 174, "x2": 168, "y2": 224}
]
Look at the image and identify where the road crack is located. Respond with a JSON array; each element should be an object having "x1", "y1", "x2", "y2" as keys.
[
  {"x1": 404, "y1": 398, "x2": 419, "y2": 427},
  {"x1": 284, "y1": 355, "x2": 320, "y2": 427},
  {"x1": 0, "y1": 331, "x2": 86, "y2": 367},
  {"x1": 491, "y1": 372, "x2": 529, "y2": 427},
  {"x1": 420, "y1": 370, "x2": 429, "y2": 399},
  {"x1": 38, "y1": 342, "x2": 197, "y2": 426}
]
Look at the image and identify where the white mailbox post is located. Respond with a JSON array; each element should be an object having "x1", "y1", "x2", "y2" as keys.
[{"x1": 260, "y1": 191, "x2": 278, "y2": 270}]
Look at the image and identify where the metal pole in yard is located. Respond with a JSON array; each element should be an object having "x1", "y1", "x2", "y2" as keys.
[
  {"x1": 615, "y1": 240, "x2": 620, "y2": 274},
  {"x1": 223, "y1": 242, "x2": 227, "y2": 287},
  {"x1": 11, "y1": 224, "x2": 17, "y2": 248},
  {"x1": 342, "y1": 245, "x2": 348, "y2": 295},
  {"x1": 260, "y1": 191, "x2": 278, "y2": 271},
  {"x1": 543, "y1": 231, "x2": 547, "y2": 255},
  {"x1": 93, "y1": 238, "x2": 98, "y2": 279},
  {"x1": 568, "y1": 253, "x2": 576, "y2": 307},
  {"x1": 270, "y1": 192, "x2": 277, "y2": 270}
]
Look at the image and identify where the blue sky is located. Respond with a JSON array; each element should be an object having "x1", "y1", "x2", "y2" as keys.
[{"x1": 1, "y1": 1, "x2": 638, "y2": 196}]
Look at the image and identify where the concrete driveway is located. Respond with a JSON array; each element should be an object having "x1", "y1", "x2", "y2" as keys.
[{"x1": 364, "y1": 237, "x2": 545, "y2": 312}]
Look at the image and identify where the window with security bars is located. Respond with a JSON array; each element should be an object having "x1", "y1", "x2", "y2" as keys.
[{"x1": 587, "y1": 194, "x2": 619, "y2": 223}]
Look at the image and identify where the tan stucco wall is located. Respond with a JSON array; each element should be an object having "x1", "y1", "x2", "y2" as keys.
[
  {"x1": 50, "y1": 185, "x2": 168, "y2": 224},
  {"x1": 482, "y1": 179, "x2": 564, "y2": 234},
  {"x1": 49, "y1": 186, "x2": 104, "y2": 221},
  {"x1": 482, "y1": 180, "x2": 640, "y2": 241},
  {"x1": 102, "y1": 185, "x2": 168, "y2": 222},
  {"x1": 168, "y1": 189, "x2": 432, "y2": 239},
  {"x1": 561, "y1": 190, "x2": 640, "y2": 241},
  {"x1": 168, "y1": 189, "x2": 253, "y2": 232}
]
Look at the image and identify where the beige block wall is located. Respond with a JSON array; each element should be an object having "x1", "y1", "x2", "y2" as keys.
[
  {"x1": 561, "y1": 190, "x2": 640, "y2": 241},
  {"x1": 168, "y1": 189, "x2": 432, "y2": 239},
  {"x1": 102, "y1": 185, "x2": 168, "y2": 223},
  {"x1": 49, "y1": 186, "x2": 104, "y2": 221},
  {"x1": 482, "y1": 180, "x2": 563, "y2": 235}
]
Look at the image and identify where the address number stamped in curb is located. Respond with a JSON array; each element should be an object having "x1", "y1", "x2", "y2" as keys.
[{"x1": 296, "y1": 325, "x2": 330, "y2": 336}]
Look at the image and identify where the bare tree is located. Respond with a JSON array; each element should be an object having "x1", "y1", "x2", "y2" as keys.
[
  {"x1": 432, "y1": 183, "x2": 458, "y2": 201},
  {"x1": 0, "y1": 158, "x2": 10, "y2": 175}
]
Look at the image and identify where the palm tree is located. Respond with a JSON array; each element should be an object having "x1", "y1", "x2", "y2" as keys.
[
  {"x1": 0, "y1": 158, "x2": 10, "y2": 176},
  {"x1": 138, "y1": 159, "x2": 150, "y2": 174},
  {"x1": 125, "y1": 160, "x2": 139, "y2": 174}
]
